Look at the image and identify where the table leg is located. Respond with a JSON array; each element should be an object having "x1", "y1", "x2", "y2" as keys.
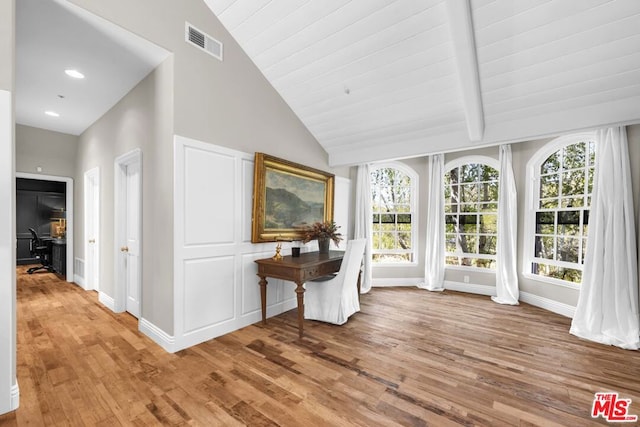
[
  {"x1": 294, "y1": 281, "x2": 305, "y2": 338},
  {"x1": 258, "y1": 275, "x2": 267, "y2": 325}
]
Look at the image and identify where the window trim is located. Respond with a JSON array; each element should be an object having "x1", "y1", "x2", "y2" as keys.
[
  {"x1": 370, "y1": 161, "x2": 418, "y2": 266},
  {"x1": 523, "y1": 131, "x2": 596, "y2": 288},
  {"x1": 444, "y1": 155, "x2": 499, "y2": 271}
]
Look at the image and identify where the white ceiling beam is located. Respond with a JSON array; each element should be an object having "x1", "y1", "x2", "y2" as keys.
[{"x1": 445, "y1": 0, "x2": 484, "y2": 142}]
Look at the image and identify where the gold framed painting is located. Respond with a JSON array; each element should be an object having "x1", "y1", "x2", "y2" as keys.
[{"x1": 251, "y1": 153, "x2": 334, "y2": 243}]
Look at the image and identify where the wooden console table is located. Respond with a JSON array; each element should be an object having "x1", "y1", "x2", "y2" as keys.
[{"x1": 255, "y1": 251, "x2": 344, "y2": 338}]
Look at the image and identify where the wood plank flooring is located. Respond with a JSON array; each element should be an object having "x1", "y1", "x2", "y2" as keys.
[{"x1": 1, "y1": 266, "x2": 639, "y2": 426}]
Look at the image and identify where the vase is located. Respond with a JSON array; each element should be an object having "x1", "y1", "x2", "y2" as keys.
[{"x1": 318, "y1": 237, "x2": 330, "y2": 254}]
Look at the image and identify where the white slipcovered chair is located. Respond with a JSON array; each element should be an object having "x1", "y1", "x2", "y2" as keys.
[{"x1": 304, "y1": 238, "x2": 367, "y2": 325}]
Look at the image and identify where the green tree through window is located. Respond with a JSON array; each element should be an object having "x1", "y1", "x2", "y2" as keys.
[
  {"x1": 532, "y1": 140, "x2": 595, "y2": 283},
  {"x1": 370, "y1": 164, "x2": 416, "y2": 263},
  {"x1": 444, "y1": 161, "x2": 499, "y2": 269}
]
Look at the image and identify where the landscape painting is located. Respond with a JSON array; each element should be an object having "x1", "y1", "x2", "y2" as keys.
[{"x1": 252, "y1": 153, "x2": 334, "y2": 243}]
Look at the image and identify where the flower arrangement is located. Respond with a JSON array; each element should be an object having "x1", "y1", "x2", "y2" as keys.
[{"x1": 302, "y1": 220, "x2": 343, "y2": 246}]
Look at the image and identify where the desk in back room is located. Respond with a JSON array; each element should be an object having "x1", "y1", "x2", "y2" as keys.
[
  {"x1": 255, "y1": 251, "x2": 345, "y2": 338},
  {"x1": 50, "y1": 239, "x2": 67, "y2": 278}
]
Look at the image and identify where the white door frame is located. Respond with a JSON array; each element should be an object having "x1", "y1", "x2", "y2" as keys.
[
  {"x1": 1, "y1": 89, "x2": 18, "y2": 414},
  {"x1": 15, "y1": 172, "x2": 74, "y2": 282},
  {"x1": 83, "y1": 167, "x2": 100, "y2": 291},
  {"x1": 114, "y1": 149, "x2": 142, "y2": 314}
]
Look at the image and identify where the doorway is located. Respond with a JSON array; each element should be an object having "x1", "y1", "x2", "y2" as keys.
[
  {"x1": 16, "y1": 178, "x2": 66, "y2": 266},
  {"x1": 115, "y1": 149, "x2": 142, "y2": 318},
  {"x1": 15, "y1": 172, "x2": 74, "y2": 282},
  {"x1": 84, "y1": 168, "x2": 100, "y2": 291}
]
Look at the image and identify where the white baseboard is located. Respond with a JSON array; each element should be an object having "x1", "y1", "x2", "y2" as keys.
[
  {"x1": 372, "y1": 277, "x2": 423, "y2": 287},
  {"x1": 444, "y1": 280, "x2": 497, "y2": 296},
  {"x1": 173, "y1": 298, "x2": 298, "y2": 353},
  {"x1": 519, "y1": 291, "x2": 575, "y2": 318},
  {"x1": 371, "y1": 277, "x2": 575, "y2": 318},
  {"x1": 372, "y1": 278, "x2": 496, "y2": 296},
  {"x1": 139, "y1": 318, "x2": 176, "y2": 353},
  {"x1": 98, "y1": 291, "x2": 115, "y2": 312},
  {"x1": 73, "y1": 274, "x2": 86, "y2": 289},
  {"x1": 10, "y1": 383, "x2": 19, "y2": 411},
  {"x1": 137, "y1": 300, "x2": 298, "y2": 354}
]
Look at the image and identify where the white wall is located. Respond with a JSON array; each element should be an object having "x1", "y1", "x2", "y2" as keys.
[
  {"x1": 334, "y1": 176, "x2": 351, "y2": 242},
  {"x1": 15, "y1": 125, "x2": 78, "y2": 177},
  {"x1": 0, "y1": 90, "x2": 18, "y2": 415},
  {"x1": 0, "y1": 1, "x2": 12, "y2": 89},
  {"x1": 0, "y1": 0, "x2": 18, "y2": 415}
]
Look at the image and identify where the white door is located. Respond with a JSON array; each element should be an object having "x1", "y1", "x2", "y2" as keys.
[
  {"x1": 84, "y1": 168, "x2": 100, "y2": 291},
  {"x1": 115, "y1": 150, "x2": 142, "y2": 318},
  {"x1": 124, "y1": 161, "x2": 141, "y2": 317}
]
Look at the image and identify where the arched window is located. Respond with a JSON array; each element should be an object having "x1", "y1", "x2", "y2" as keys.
[
  {"x1": 444, "y1": 157, "x2": 499, "y2": 269},
  {"x1": 524, "y1": 133, "x2": 596, "y2": 286},
  {"x1": 370, "y1": 163, "x2": 417, "y2": 264}
]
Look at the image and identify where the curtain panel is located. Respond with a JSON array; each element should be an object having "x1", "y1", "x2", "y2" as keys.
[
  {"x1": 420, "y1": 154, "x2": 445, "y2": 291},
  {"x1": 492, "y1": 144, "x2": 519, "y2": 305},
  {"x1": 355, "y1": 164, "x2": 373, "y2": 293},
  {"x1": 570, "y1": 126, "x2": 639, "y2": 349}
]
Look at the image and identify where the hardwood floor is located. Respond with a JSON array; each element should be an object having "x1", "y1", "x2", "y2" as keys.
[{"x1": 2, "y1": 267, "x2": 639, "y2": 426}]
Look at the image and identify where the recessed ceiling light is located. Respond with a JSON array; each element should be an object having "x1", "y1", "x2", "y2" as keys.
[
  {"x1": 65, "y1": 69, "x2": 85, "y2": 79},
  {"x1": 45, "y1": 111, "x2": 60, "y2": 117}
]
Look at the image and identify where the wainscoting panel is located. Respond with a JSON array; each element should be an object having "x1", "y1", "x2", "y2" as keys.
[
  {"x1": 183, "y1": 146, "x2": 236, "y2": 246},
  {"x1": 183, "y1": 256, "x2": 235, "y2": 334},
  {"x1": 334, "y1": 176, "x2": 351, "y2": 239},
  {"x1": 173, "y1": 136, "x2": 325, "y2": 352}
]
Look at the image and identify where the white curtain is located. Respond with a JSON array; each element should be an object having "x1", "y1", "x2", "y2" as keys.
[
  {"x1": 570, "y1": 127, "x2": 639, "y2": 350},
  {"x1": 419, "y1": 154, "x2": 445, "y2": 291},
  {"x1": 355, "y1": 164, "x2": 373, "y2": 293},
  {"x1": 492, "y1": 145, "x2": 519, "y2": 305}
]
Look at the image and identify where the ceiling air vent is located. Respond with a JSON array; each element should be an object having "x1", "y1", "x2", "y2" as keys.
[{"x1": 185, "y1": 22, "x2": 223, "y2": 61}]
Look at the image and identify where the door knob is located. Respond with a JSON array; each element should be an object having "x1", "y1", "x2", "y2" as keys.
[
  {"x1": 88, "y1": 239, "x2": 95, "y2": 243},
  {"x1": 120, "y1": 246, "x2": 129, "y2": 253}
]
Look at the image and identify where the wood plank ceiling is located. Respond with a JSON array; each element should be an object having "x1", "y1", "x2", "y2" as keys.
[{"x1": 204, "y1": 0, "x2": 640, "y2": 166}]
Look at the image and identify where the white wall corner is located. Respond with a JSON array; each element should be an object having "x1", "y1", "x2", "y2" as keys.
[
  {"x1": 0, "y1": 89, "x2": 17, "y2": 416},
  {"x1": 445, "y1": 0, "x2": 484, "y2": 142},
  {"x1": 10, "y1": 384, "x2": 19, "y2": 411},
  {"x1": 98, "y1": 291, "x2": 116, "y2": 312},
  {"x1": 519, "y1": 291, "x2": 575, "y2": 318},
  {"x1": 444, "y1": 280, "x2": 496, "y2": 296},
  {"x1": 139, "y1": 318, "x2": 176, "y2": 353},
  {"x1": 334, "y1": 176, "x2": 351, "y2": 239}
]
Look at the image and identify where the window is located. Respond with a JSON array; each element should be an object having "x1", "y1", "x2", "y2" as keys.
[
  {"x1": 525, "y1": 133, "x2": 596, "y2": 285},
  {"x1": 370, "y1": 163, "x2": 417, "y2": 263},
  {"x1": 444, "y1": 158, "x2": 499, "y2": 269}
]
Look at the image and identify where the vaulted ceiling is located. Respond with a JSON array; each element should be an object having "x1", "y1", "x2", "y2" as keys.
[{"x1": 204, "y1": 0, "x2": 640, "y2": 166}]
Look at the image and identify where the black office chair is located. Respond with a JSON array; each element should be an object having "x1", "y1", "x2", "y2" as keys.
[{"x1": 27, "y1": 228, "x2": 54, "y2": 274}]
